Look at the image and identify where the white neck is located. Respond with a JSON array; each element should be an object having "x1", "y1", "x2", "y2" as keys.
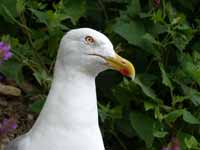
[{"x1": 26, "y1": 61, "x2": 104, "y2": 150}]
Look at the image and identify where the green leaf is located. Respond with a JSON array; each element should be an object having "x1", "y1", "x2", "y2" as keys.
[
  {"x1": 112, "y1": 78, "x2": 139, "y2": 105},
  {"x1": 98, "y1": 103, "x2": 122, "y2": 122},
  {"x1": 159, "y1": 63, "x2": 173, "y2": 90},
  {"x1": 164, "y1": 109, "x2": 184, "y2": 122},
  {"x1": 30, "y1": 9, "x2": 48, "y2": 25},
  {"x1": 0, "y1": 0, "x2": 17, "y2": 22},
  {"x1": 130, "y1": 112, "x2": 154, "y2": 147},
  {"x1": 177, "y1": 132, "x2": 193, "y2": 150},
  {"x1": 146, "y1": 23, "x2": 168, "y2": 35},
  {"x1": 183, "y1": 110, "x2": 200, "y2": 124},
  {"x1": 152, "y1": 9, "x2": 164, "y2": 23},
  {"x1": 16, "y1": 0, "x2": 25, "y2": 15},
  {"x1": 173, "y1": 32, "x2": 193, "y2": 51},
  {"x1": 144, "y1": 101, "x2": 156, "y2": 111},
  {"x1": 113, "y1": 20, "x2": 145, "y2": 46},
  {"x1": 165, "y1": 109, "x2": 200, "y2": 124},
  {"x1": 153, "y1": 131, "x2": 168, "y2": 138},
  {"x1": 172, "y1": 96, "x2": 190, "y2": 106},
  {"x1": 177, "y1": 81, "x2": 200, "y2": 106},
  {"x1": 142, "y1": 33, "x2": 161, "y2": 46},
  {"x1": 30, "y1": 99, "x2": 45, "y2": 113},
  {"x1": 0, "y1": 60, "x2": 24, "y2": 85},
  {"x1": 33, "y1": 69, "x2": 52, "y2": 87},
  {"x1": 98, "y1": 103, "x2": 110, "y2": 122},
  {"x1": 185, "y1": 136, "x2": 200, "y2": 149},
  {"x1": 30, "y1": 9, "x2": 68, "y2": 31},
  {"x1": 126, "y1": 0, "x2": 141, "y2": 17},
  {"x1": 113, "y1": 19, "x2": 160, "y2": 56},
  {"x1": 177, "y1": 52, "x2": 200, "y2": 99},
  {"x1": 46, "y1": 10, "x2": 68, "y2": 30},
  {"x1": 62, "y1": 0, "x2": 86, "y2": 24},
  {"x1": 117, "y1": 119, "x2": 136, "y2": 138},
  {"x1": 154, "y1": 106, "x2": 164, "y2": 121},
  {"x1": 134, "y1": 76, "x2": 161, "y2": 103},
  {"x1": 110, "y1": 106, "x2": 123, "y2": 119}
]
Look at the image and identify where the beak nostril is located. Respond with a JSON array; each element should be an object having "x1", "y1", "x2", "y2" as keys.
[{"x1": 121, "y1": 61, "x2": 126, "y2": 65}]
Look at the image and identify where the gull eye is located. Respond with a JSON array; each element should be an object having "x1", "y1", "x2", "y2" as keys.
[{"x1": 85, "y1": 36, "x2": 95, "y2": 44}]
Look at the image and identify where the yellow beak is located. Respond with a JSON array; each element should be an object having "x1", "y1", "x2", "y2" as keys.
[{"x1": 105, "y1": 53, "x2": 135, "y2": 80}]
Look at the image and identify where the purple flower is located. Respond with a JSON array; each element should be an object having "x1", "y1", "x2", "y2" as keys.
[
  {"x1": 161, "y1": 146, "x2": 169, "y2": 150},
  {"x1": 2, "y1": 118, "x2": 17, "y2": 129},
  {"x1": 0, "y1": 118, "x2": 17, "y2": 136},
  {"x1": 0, "y1": 42, "x2": 12, "y2": 63},
  {"x1": 154, "y1": 0, "x2": 160, "y2": 7},
  {"x1": 171, "y1": 137, "x2": 180, "y2": 150},
  {"x1": 171, "y1": 145, "x2": 180, "y2": 150},
  {"x1": 162, "y1": 137, "x2": 180, "y2": 150}
]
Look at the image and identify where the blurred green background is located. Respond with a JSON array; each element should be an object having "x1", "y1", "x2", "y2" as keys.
[{"x1": 0, "y1": 0, "x2": 200, "y2": 149}]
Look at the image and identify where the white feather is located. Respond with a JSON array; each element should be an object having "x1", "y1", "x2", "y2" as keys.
[{"x1": 8, "y1": 28, "x2": 117, "y2": 150}]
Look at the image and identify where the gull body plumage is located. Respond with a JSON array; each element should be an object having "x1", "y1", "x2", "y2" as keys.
[{"x1": 6, "y1": 28, "x2": 135, "y2": 150}]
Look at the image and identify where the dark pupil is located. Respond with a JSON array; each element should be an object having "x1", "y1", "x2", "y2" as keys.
[{"x1": 85, "y1": 36, "x2": 93, "y2": 43}]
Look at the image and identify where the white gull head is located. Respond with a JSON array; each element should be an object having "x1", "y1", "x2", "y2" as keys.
[{"x1": 56, "y1": 28, "x2": 135, "y2": 78}]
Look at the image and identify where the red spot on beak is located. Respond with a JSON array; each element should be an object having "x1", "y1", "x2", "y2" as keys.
[{"x1": 120, "y1": 69, "x2": 130, "y2": 77}]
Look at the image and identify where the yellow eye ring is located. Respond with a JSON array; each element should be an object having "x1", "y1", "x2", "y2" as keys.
[{"x1": 85, "y1": 36, "x2": 95, "y2": 44}]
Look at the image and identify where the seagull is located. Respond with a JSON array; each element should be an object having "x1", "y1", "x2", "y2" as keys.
[{"x1": 6, "y1": 28, "x2": 135, "y2": 150}]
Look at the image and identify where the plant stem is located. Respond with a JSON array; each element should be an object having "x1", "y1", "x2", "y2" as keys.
[
  {"x1": 111, "y1": 130, "x2": 128, "y2": 150},
  {"x1": 98, "y1": 0, "x2": 108, "y2": 22}
]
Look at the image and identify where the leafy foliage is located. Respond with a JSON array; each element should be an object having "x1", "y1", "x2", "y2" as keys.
[{"x1": 1, "y1": 0, "x2": 200, "y2": 149}]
